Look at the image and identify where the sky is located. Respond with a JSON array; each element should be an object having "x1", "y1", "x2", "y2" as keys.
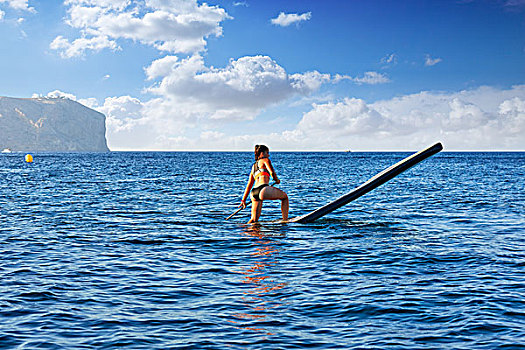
[{"x1": 0, "y1": 0, "x2": 524, "y2": 151}]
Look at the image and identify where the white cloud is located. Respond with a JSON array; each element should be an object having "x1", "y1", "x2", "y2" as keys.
[
  {"x1": 50, "y1": 35, "x2": 119, "y2": 58},
  {"x1": 0, "y1": 0, "x2": 35, "y2": 12},
  {"x1": 353, "y1": 71, "x2": 391, "y2": 85},
  {"x1": 271, "y1": 11, "x2": 311, "y2": 27},
  {"x1": 284, "y1": 85, "x2": 525, "y2": 150},
  {"x1": 200, "y1": 130, "x2": 225, "y2": 140},
  {"x1": 297, "y1": 98, "x2": 390, "y2": 138},
  {"x1": 97, "y1": 95, "x2": 145, "y2": 132},
  {"x1": 425, "y1": 54, "x2": 442, "y2": 66},
  {"x1": 146, "y1": 54, "x2": 329, "y2": 121},
  {"x1": 96, "y1": 85, "x2": 524, "y2": 151},
  {"x1": 64, "y1": 0, "x2": 130, "y2": 11},
  {"x1": 498, "y1": 97, "x2": 525, "y2": 135},
  {"x1": 381, "y1": 53, "x2": 397, "y2": 65},
  {"x1": 77, "y1": 97, "x2": 99, "y2": 109},
  {"x1": 0, "y1": 0, "x2": 35, "y2": 22},
  {"x1": 98, "y1": 96, "x2": 204, "y2": 150},
  {"x1": 51, "y1": 0, "x2": 231, "y2": 58},
  {"x1": 333, "y1": 71, "x2": 391, "y2": 85},
  {"x1": 445, "y1": 98, "x2": 489, "y2": 131},
  {"x1": 66, "y1": 4, "x2": 104, "y2": 27},
  {"x1": 74, "y1": 54, "x2": 331, "y2": 150},
  {"x1": 380, "y1": 53, "x2": 398, "y2": 69},
  {"x1": 233, "y1": 1, "x2": 248, "y2": 7},
  {"x1": 144, "y1": 55, "x2": 179, "y2": 80},
  {"x1": 32, "y1": 89, "x2": 78, "y2": 100},
  {"x1": 290, "y1": 71, "x2": 331, "y2": 92},
  {"x1": 31, "y1": 90, "x2": 98, "y2": 110}
]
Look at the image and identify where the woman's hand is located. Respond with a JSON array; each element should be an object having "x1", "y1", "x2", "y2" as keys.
[{"x1": 239, "y1": 200, "x2": 247, "y2": 209}]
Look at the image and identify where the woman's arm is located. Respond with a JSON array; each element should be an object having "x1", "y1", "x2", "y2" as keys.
[{"x1": 265, "y1": 159, "x2": 280, "y2": 184}]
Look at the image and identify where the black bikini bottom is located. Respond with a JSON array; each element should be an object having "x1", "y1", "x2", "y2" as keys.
[{"x1": 251, "y1": 184, "x2": 269, "y2": 201}]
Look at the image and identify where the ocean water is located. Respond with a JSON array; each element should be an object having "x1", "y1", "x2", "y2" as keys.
[{"x1": 0, "y1": 151, "x2": 524, "y2": 349}]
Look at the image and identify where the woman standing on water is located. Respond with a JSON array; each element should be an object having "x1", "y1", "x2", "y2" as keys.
[{"x1": 240, "y1": 145, "x2": 289, "y2": 224}]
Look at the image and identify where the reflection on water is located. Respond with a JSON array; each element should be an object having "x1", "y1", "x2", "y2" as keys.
[{"x1": 228, "y1": 224, "x2": 287, "y2": 337}]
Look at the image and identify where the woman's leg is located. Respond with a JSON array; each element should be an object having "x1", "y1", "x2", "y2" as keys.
[
  {"x1": 259, "y1": 186, "x2": 289, "y2": 220},
  {"x1": 248, "y1": 197, "x2": 263, "y2": 223}
]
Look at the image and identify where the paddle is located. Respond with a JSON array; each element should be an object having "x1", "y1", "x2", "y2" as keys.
[
  {"x1": 226, "y1": 201, "x2": 252, "y2": 220},
  {"x1": 226, "y1": 182, "x2": 276, "y2": 221}
]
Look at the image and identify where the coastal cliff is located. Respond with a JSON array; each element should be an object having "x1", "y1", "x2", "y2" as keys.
[{"x1": 0, "y1": 96, "x2": 109, "y2": 152}]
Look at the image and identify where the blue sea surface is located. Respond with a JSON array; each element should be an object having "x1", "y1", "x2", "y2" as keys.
[{"x1": 0, "y1": 151, "x2": 524, "y2": 349}]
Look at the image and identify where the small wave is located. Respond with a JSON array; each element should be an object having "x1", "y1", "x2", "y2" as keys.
[{"x1": 15, "y1": 291, "x2": 58, "y2": 302}]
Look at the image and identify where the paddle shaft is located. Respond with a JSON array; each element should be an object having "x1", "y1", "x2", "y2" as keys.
[{"x1": 226, "y1": 201, "x2": 252, "y2": 220}]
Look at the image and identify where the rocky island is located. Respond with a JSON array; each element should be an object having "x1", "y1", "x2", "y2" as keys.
[{"x1": 0, "y1": 96, "x2": 109, "y2": 152}]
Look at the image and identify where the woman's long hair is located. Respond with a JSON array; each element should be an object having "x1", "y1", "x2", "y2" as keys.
[{"x1": 254, "y1": 144, "x2": 269, "y2": 161}]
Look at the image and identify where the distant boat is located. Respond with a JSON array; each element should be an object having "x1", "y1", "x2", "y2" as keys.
[{"x1": 1, "y1": 148, "x2": 11, "y2": 153}]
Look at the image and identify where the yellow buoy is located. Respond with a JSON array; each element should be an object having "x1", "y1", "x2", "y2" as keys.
[{"x1": 25, "y1": 154, "x2": 33, "y2": 163}]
